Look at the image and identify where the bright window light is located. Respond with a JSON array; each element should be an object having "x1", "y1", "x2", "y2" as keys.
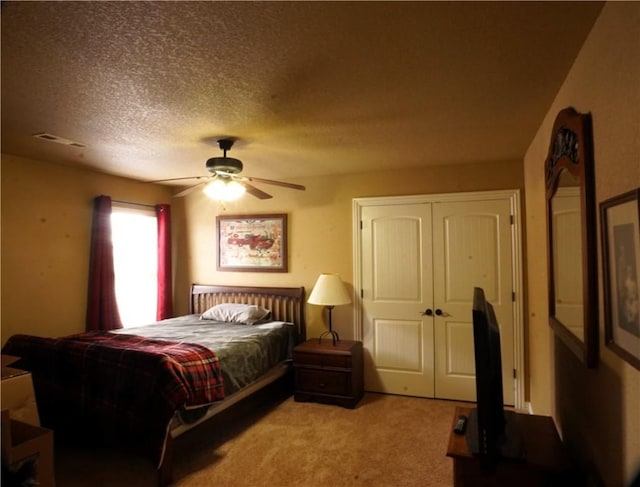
[{"x1": 111, "y1": 207, "x2": 157, "y2": 327}]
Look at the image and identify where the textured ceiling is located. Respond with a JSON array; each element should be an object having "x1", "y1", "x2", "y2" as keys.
[{"x1": 1, "y1": 1, "x2": 604, "y2": 187}]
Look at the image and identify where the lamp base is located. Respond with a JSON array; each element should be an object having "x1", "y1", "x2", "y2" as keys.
[{"x1": 318, "y1": 330, "x2": 340, "y2": 346}]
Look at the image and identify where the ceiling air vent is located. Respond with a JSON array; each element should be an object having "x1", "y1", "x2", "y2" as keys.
[{"x1": 32, "y1": 132, "x2": 85, "y2": 148}]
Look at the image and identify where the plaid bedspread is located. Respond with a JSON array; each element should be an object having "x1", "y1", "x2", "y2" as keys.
[{"x1": 2, "y1": 331, "x2": 225, "y2": 467}]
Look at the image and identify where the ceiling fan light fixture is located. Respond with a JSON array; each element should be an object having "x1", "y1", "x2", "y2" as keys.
[
  {"x1": 150, "y1": 135, "x2": 304, "y2": 200},
  {"x1": 206, "y1": 156, "x2": 243, "y2": 174},
  {"x1": 203, "y1": 179, "x2": 246, "y2": 201}
]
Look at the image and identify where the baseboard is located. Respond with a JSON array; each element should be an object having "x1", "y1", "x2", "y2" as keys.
[{"x1": 511, "y1": 401, "x2": 533, "y2": 414}]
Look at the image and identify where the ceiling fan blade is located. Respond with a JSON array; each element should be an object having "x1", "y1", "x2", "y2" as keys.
[
  {"x1": 173, "y1": 181, "x2": 207, "y2": 197},
  {"x1": 243, "y1": 176, "x2": 305, "y2": 191},
  {"x1": 147, "y1": 175, "x2": 210, "y2": 184},
  {"x1": 241, "y1": 182, "x2": 273, "y2": 200}
]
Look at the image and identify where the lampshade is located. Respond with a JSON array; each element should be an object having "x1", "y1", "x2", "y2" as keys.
[
  {"x1": 203, "y1": 179, "x2": 246, "y2": 201},
  {"x1": 308, "y1": 274, "x2": 351, "y2": 306}
]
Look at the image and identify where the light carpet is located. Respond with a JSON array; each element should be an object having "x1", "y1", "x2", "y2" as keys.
[{"x1": 55, "y1": 392, "x2": 469, "y2": 486}]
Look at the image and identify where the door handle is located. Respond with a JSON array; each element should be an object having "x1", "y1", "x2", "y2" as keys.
[
  {"x1": 422, "y1": 308, "x2": 433, "y2": 316},
  {"x1": 435, "y1": 309, "x2": 451, "y2": 317}
]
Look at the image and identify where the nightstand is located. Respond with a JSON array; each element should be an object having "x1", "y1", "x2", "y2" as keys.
[{"x1": 293, "y1": 339, "x2": 364, "y2": 408}]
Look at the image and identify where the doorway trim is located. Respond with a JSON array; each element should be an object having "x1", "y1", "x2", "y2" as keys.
[{"x1": 352, "y1": 189, "x2": 525, "y2": 410}]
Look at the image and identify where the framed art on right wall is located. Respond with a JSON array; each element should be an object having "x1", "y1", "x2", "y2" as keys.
[{"x1": 600, "y1": 188, "x2": 640, "y2": 370}]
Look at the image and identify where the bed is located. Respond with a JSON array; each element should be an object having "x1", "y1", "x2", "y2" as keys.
[{"x1": 1, "y1": 284, "x2": 306, "y2": 485}]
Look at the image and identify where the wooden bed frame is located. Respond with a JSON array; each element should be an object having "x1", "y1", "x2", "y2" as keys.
[
  {"x1": 159, "y1": 284, "x2": 306, "y2": 486},
  {"x1": 189, "y1": 284, "x2": 306, "y2": 342}
]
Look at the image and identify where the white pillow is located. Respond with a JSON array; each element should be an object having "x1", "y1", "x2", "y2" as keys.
[{"x1": 200, "y1": 303, "x2": 272, "y2": 325}]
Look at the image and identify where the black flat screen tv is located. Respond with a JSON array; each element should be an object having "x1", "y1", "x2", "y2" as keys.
[{"x1": 466, "y1": 287, "x2": 525, "y2": 470}]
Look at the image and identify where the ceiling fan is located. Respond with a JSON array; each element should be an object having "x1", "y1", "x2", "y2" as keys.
[{"x1": 149, "y1": 138, "x2": 305, "y2": 200}]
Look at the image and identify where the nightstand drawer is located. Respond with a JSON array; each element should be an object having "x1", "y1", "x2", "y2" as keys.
[
  {"x1": 293, "y1": 350, "x2": 352, "y2": 369},
  {"x1": 295, "y1": 368, "x2": 351, "y2": 396}
]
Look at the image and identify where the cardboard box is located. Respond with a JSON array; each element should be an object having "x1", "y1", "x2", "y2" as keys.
[
  {"x1": 1, "y1": 409, "x2": 55, "y2": 487},
  {"x1": 1, "y1": 355, "x2": 40, "y2": 426}
]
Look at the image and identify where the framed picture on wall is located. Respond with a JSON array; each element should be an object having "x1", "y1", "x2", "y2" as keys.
[
  {"x1": 600, "y1": 188, "x2": 640, "y2": 370},
  {"x1": 216, "y1": 214, "x2": 288, "y2": 272}
]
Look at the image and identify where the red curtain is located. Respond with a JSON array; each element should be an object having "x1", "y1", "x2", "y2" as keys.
[
  {"x1": 156, "y1": 204, "x2": 173, "y2": 320},
  {"x1": 86, "y1": 195, "x2": 123, "y2": 331}
]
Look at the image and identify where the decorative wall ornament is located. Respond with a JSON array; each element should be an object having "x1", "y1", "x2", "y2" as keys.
[
  {"x1": 546, "y1": 127, "x2": 580, "y2": 182},
  {"x1": 216, "y1": 214, "x2": 288, "y2": 272}
]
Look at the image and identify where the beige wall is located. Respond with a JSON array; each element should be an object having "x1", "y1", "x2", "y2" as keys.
[
  {"x1": 0, "y1": 154, "x2": 174, "y2": 341},
  {"x1": 176, "y1": 160, "x2": 524, "y2": 340},
  {"x1": 523, "y1": 2, "x2": 640, "y2": 485},
  {"x1": 1, "y1": 154, "x2": 523, "y2": 357}
]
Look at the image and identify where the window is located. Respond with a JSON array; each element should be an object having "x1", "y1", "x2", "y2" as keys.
[{"x1": 111, "y1": 205, "x2": 157, "y2": 327}]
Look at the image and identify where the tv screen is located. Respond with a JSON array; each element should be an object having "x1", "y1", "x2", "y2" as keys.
[{"x1": 466, "y1": 287, "x2": 524, "y2": 469}]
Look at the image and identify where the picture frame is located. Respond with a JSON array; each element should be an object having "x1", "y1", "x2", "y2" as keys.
[
  {"x1": 216, "y1": 213, "x2": 288, "y2": 272},
  {"x1": 600, "y1": 188, "x2": 640, "y2": 370}
]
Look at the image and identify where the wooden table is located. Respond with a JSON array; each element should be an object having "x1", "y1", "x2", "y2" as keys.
[{"x1": 446, "y1": 406, "x2": 571, "y2": 487}]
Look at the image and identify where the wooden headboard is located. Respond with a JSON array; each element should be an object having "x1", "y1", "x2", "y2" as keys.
[{"x1": 189, "y1": 284, "x2": 306, "y2": 342}]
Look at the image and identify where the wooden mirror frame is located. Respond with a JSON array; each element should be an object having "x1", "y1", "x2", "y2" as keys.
[{"x1": 545, "y1": 107, "x2": 598, "y2": 367}]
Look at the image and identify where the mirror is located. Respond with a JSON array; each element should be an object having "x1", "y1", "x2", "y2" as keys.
[
  {"x1": 545, "y1": 107, "x2": 598, "y2": 367},
  {"x1": 551, "y1": 169, "x2": 583, "y2": 339}
]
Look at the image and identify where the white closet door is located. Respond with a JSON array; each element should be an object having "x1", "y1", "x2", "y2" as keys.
[
  {"x1": 358, "y1": 193, "x2": 518, "y2": 404},
  {"x1": 432, "y1": 199, "x2": 515, "y2": 404},
  {"x1": 361, "y1": 203, "x2": 435, "y2": 397}
]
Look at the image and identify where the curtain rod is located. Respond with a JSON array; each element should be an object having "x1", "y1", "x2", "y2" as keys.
[{"x1": 111, "y1": 199, "x2": 157, "y2": 209}]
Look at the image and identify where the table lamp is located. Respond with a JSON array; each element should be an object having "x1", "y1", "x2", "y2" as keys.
[{"x1": 308, "y1": 273, "x2": 351, "y2": 345}]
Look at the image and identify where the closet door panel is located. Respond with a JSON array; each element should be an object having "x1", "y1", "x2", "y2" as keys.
[
  {"x1": 432, "y1": 199, "x2": 515, "y2": 403},
  {"x1": 361, "y1": 204, "x2": 434, "y2": 397}
]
